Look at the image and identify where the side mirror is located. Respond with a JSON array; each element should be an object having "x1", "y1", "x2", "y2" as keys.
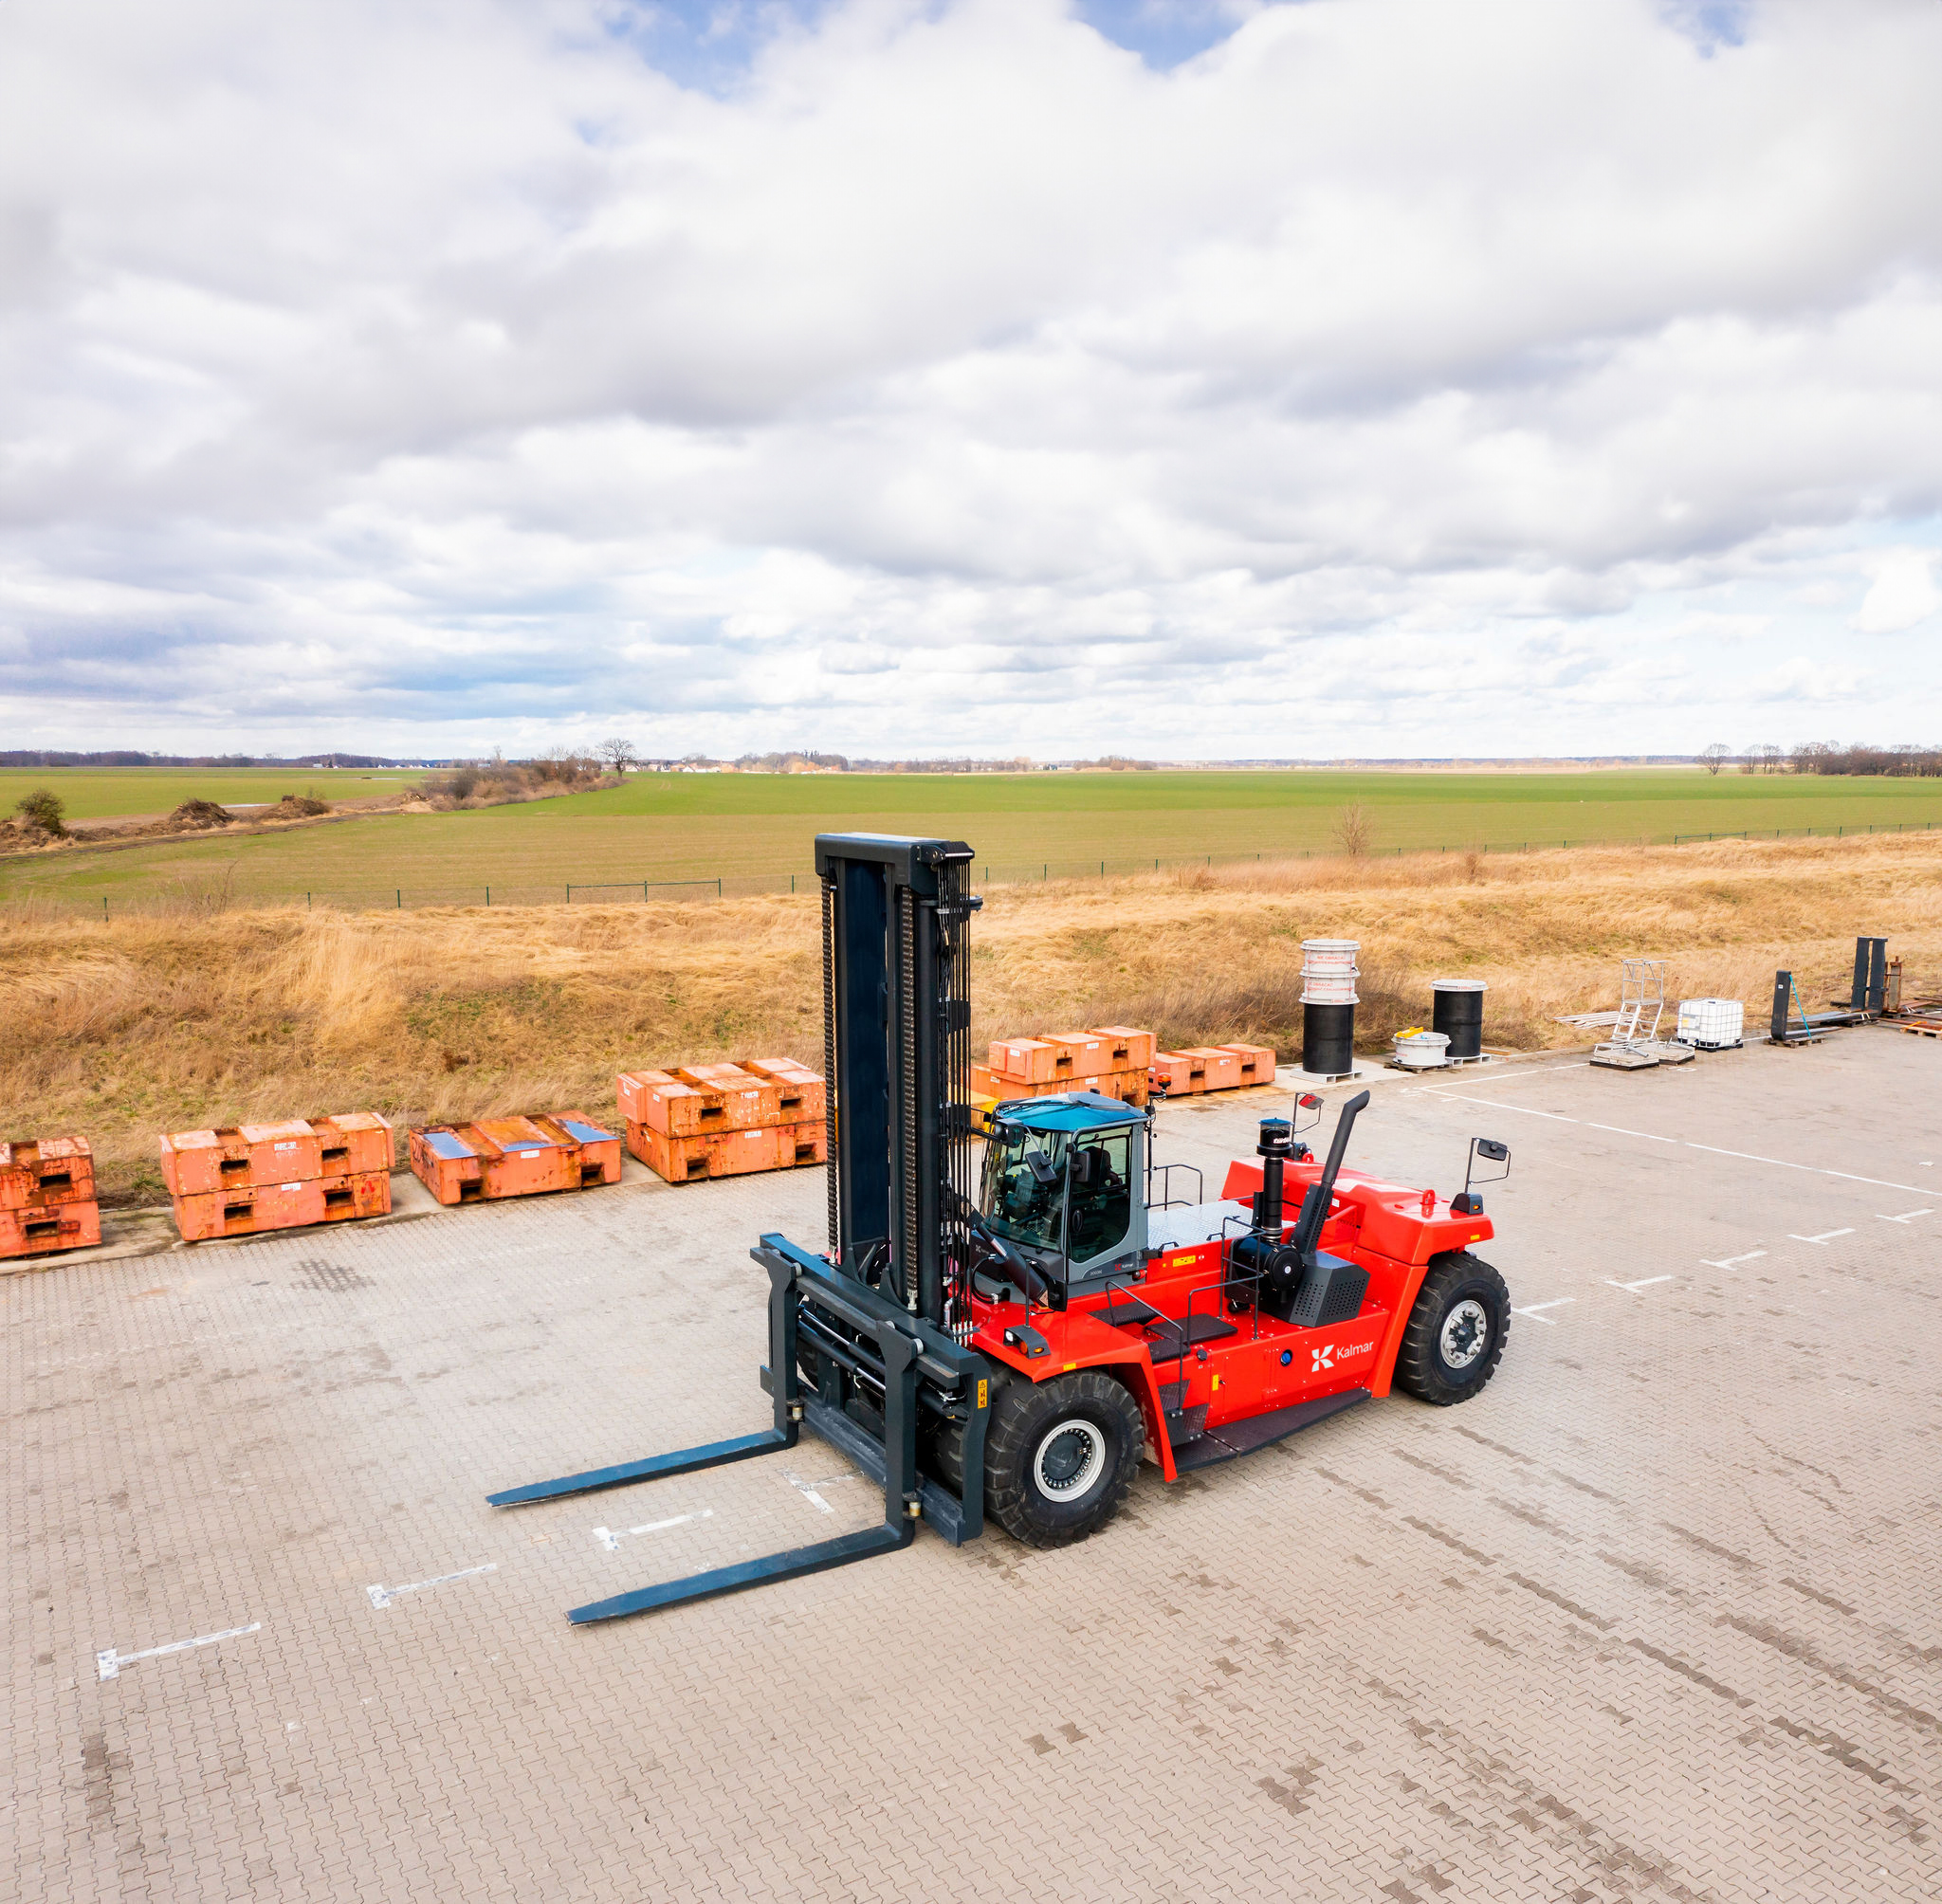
[
  {"x1": 1025, "y1": 1148, "x2": 1059, "y2": 1187},
  {"x1": 1452, "y1": 1136, "x2": 1511, "y2": 1216},
  {"x1": 1072, "y1": 1148, "x2": 1095, "y2": 1187}
]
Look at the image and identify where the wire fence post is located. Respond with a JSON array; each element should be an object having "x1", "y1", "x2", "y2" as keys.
[
  {"x1": 485, "y1": 887, "x2": 490, "y2": 906},
  {"x1": 101, "y1": 896, "x2": 108, "y2": 921},
  {"x1": 395, "y1": 889, "x2": 401, "y2": 909}
]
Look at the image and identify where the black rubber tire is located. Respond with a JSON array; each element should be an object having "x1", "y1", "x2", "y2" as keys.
[
  {"x1": 984, "y1": 1369, "x2": 1143, "y2": 1547},
  {"x1": 1394, "y1": 1250, "x2": 1511, "y2": 1405}
]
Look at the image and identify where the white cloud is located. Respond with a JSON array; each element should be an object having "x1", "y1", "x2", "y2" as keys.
[
  {"x1": 3, "y1": 0, "x2": 1942, "y2": 756},
  {"x1": 1854, "y1": 551, "x2": 1940, "y2": 635}
]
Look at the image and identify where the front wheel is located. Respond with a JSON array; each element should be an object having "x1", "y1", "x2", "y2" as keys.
[
  {"x1": 1395, "y1": 1251, "x2": 1510, "y2": 1405},
  {"x1": 984, "y1": 1369, "x2": 1143, "y2": 1547}
]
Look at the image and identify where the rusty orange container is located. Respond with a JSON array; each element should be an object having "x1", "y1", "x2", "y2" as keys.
[
  {"x1": 1043, "y1": 1032, "x2": 1109, "y2": 1076},
  {"x1": 159, "y1": 1114, "x2": 393, "y2": 1197},
  {"x1": 409, "y1": 1114, "x2": 621, "y2": 1207},
  {"x1": 171, "y1": 1169, "x2": 391, "y2": 1242},
  {"x1": 1218, "y1": 1042, "x2": 1278, "y2": 1087},
  {"x1": 628, "y1": 1121, "x2": 782, "y2": 1182},
  {"x1": 1086, "y1": 1026, "x2": 1158, "y2": 1071},
  {"x1": 988, "y1": 1038, "x2": 1058, "y2": 1084},
  {"x1": 1149, "y1": 1052, "x2": 1202, "y2": 1094},
  {"x1": 2, "y1": 1200, "x2": 102, "y2": 1258},
  {"x1": 1181, "y1": 1047, "x2": 1243, "y2": 1091},
  {"x1": 617, "y1": 1068, "x2": 782, "y2": 1136},
  {"x1": 738, "y1": 1058, "x2": 827, "y2": 1123},
  {"x1": 0, "y1": 1136, "x2": 96, "y2": 1210}
]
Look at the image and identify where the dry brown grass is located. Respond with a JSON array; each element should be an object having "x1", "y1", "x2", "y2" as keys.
[{"x1": 6, "y1": 832, "x2": 1938, "y2": 1207}]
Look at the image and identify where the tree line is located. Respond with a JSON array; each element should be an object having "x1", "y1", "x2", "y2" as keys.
[{"x1": 1698, "y1": 741, "x2": 1942, "y2": 777}]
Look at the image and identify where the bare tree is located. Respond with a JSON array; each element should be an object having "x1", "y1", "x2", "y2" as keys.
[
  {"x1": 596, "y1": 738, "x2": 639, "y2": 778},
  {"x1": 1698, "y1": 743, "x2": 1732, "y2": 776},
  {"x1": 1333, "y1": 802, "x2": 1374, "y2": 858}
]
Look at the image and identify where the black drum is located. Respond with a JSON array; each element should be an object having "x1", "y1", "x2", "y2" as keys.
[
  {"x1": 1302, "y1": 1000, "x2": 1355, "y2": 1076},
  {"x1": 1432, "y1": 979, "x2": 1486, "y2": 1060}
]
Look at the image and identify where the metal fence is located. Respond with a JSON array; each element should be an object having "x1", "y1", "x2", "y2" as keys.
[{"x1": 14, "y1": 816, "x2": 1942, "y2": 920}]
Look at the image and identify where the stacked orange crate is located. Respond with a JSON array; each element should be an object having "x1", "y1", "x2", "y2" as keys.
[
  {"x1": 617, "y1": 1062, "x2": 826, "y2": 1183},
  {"x1": 162, "y1": 1114, "x2": 394, "y2": 1241},
  {"x1": 976, "y1": 1029, "x2": 1155, "y2": 1110},
  {"x1": 1, "y1": 1136, "x2": 101, "y2": 1261},
  {"x1": 408, "y1": 1113, "x2": 621, "y2": 1206}
]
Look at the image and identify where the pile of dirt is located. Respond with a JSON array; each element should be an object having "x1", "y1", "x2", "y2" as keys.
[
  {"x1": 168, "y1": 800, "x2": 234, "y2": 830},
  {"x1": 0, "y1": 815, "x2": 65, "y2": 851},
  {"x1": 271, "y1": 795, "x2": 332, "y2": 817}
]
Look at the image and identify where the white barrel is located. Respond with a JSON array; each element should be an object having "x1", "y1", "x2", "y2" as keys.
[
  {"x1": 1393, "y1": 1030, "x2": 1449, "y2": 1070},
  {"x1": 1300, "y1": 937, "x2": 1360, "y2": 1005}
]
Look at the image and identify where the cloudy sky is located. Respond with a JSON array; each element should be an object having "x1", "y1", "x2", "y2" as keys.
[{"x1": 3, "y1": 0, "x2": 1940, "y2": 761}]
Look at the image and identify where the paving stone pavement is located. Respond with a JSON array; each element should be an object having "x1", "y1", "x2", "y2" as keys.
[{"x1": 5, "y1": 1032, "x2": 1941, "y2": 1902}]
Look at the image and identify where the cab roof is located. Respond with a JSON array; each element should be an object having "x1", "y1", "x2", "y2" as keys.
[{"x1": 990, "y1": 1092, "x2": 1145, "y2": 1133}]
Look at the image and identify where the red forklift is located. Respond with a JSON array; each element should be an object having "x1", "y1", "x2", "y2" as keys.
[{"x1": 490, "y1": 834, "x2": 1513, "y2": 1620}]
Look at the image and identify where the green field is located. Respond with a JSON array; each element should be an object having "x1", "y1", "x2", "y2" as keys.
[
  {"x1": 3, "y1": 768, "x2": 1939, "y2": 911},
  {"x1": 0, "y1": 765, "x2": 421, "y2": 822}
]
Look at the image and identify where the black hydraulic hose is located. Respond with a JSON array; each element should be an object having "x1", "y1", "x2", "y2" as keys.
[{"x1": 1291, "y1": 1089, "x2": 1370, "y2": 1262}]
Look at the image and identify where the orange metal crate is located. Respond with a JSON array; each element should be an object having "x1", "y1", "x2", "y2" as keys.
[
  {"x1": 171, "y1": 1169, "x2": 390, "y2": 1242},
  {"x1": 1218, "y1": 1042, "x2": 1278, "y2": 1087},
  {"x1": 159, "y1": 1113, "x2": 393, "y2": 1197},
  {"x1": 1090, "y1": 1071, "x2": 1151, "y2": 1109},
  {"x1": 0, "y1": 1136, "x2": 96, "y2": 1210},
  {"x1": 1043, "y1": 1032, "x2": 1109, "y2": 1076},
  {"x1": 988, "y1": 1038, "x2": 1058, "y2": 1084},
  {"x1": 626, "y1": 1120, "x2": 812, "y2": 1183},
  {"x1": 1086, "y1": 1026, "x2": 1158, "y2": 1071},
  {"x1": 1149, "y1": 1052, "x2": 1203, "y2": 1094},
  {"x1": 409, "y1": 1114, "x2": 621, "y2": 1207},
  {"x1": 738, "y1": 1058, "x2": 827, "y2": 1123},
  {"x1": 616, "y1": 1068, "x2": 783, "y2": 1136},
  {"x1": 1181, "y1": 1047, "x2": 1244, "y2": 1091},
  {"x1": 2, "y1": 1200, "x2": 101, "y2": 1259}
]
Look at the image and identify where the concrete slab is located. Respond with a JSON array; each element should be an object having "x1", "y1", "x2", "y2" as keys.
[{"x1": 6, "y1": 1025, "x2": 1941, "y2": 1901}]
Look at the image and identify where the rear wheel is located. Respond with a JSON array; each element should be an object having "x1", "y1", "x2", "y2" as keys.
[
  {"x1": 984, "y1": 1369, "x2": 1142, "y2": 1547},
  {"x1": 1395, "y1": 1251, "x2": 1510, "y2": 1405}
]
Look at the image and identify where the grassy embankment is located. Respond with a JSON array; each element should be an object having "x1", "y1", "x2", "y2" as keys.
[
  {"x1": 4, "y1": 832, "x2": 1936, "y2": 1208},
  {"x1": 2, "y1": 768, "x2": 1939, "y2": 910}
]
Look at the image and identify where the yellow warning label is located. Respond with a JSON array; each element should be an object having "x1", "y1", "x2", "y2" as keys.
[
  {"x1": 1170, "y1": 1254, "x2": 1195, "y2": 1268},
  {"x1": 977, "y1": 1380, "x2": 988, "y2": 1410}
]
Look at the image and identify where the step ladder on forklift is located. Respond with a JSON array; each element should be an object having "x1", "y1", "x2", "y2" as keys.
[{"x1": 1590, "y1": 959, "x2": 1695, "y2": 1071}]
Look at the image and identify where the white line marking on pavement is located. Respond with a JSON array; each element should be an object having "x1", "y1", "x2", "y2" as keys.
[
  {"x1": 1586, "y1": 1124, "x2": 1676, "y2": 1142},
  {"x1": 1604, "y1": 1275, "x2": 1675, "y2": 1292},
  {"x1": 1420, "y1": 1064, "x2": 1589, "y2": 1092},
  {"x1": 1788, "y1": 1229, "x2": 1855, "y2": 1245},
  {"x1": 1680, "y1": 1144, "x2": 1933, "y2": 1196},
  {"x1": 1878, "y1": 1209, "x2": 1934, "y2": 1225},
  {"x1": 366, "y1": 1564, "x2": 498, "y2": 1610},
  {"x1": 1511, "y1": 1299, "x2": 1575, "y2": 1325},
  {"x1": 1428, "y1": 1094, "x2": 1579, "y2": 1122},
  {"x1": 784, "y1": 1470, "x2": 859, "y2": 1514},
  {"x1": 98, "y1": 1622, "x2": 260, "y2": 1681},
  {"x1": 1700, "y1": 1251, "x2": 1767, "y2": 1270},
  {"x1": 593, "y1": 1510, "x2": 713, "y2": 1551}
]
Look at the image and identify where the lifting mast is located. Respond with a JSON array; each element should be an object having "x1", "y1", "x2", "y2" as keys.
[{"x1": 487, "y1": 835, "x2": 993, "y2": 1621}]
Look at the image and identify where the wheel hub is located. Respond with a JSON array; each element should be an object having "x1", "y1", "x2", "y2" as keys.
[
  {"x1": 1034, "y1": 1419, "x2": 1107, "y2": 1501},
  {"x1": 1439, "y1": 1298, "x2": 1489, "y2": 1370}
]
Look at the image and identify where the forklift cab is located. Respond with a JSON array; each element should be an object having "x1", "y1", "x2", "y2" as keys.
[{"x1": 977, "y1": 1094, "x2": 1149, "y2": 1306}]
